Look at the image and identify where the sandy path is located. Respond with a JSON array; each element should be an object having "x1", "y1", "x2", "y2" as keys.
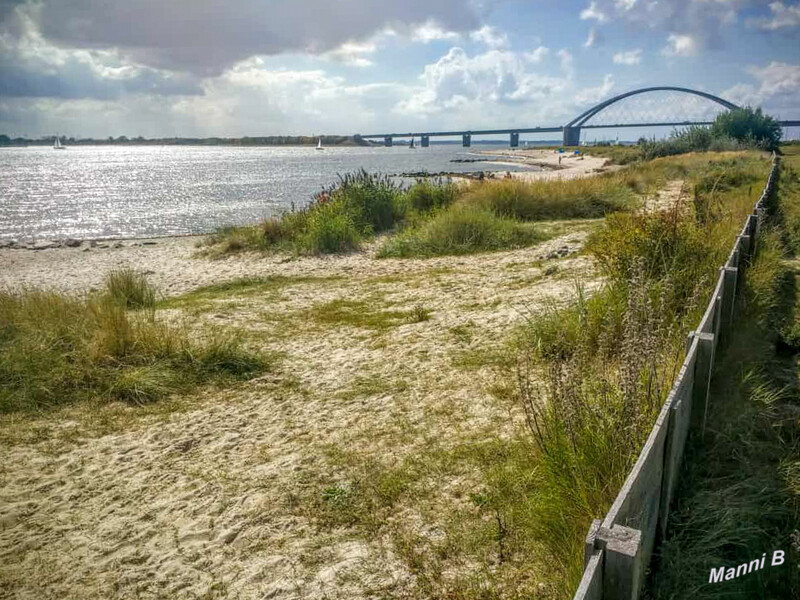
[{"x1": 0, "y1": 229, "x2": 601, "y2": 599}]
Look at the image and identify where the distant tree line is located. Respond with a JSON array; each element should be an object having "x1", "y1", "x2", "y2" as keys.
[{"x1": 0, "y1": 134, "x2": 375, "y2": 147}]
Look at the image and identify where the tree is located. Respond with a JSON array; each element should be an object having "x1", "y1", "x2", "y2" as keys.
[{"x1": 710, "y1": 106, "x2": 782, "y2": 150}]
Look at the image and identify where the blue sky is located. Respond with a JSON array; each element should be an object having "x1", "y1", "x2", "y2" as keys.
[{"x1": 1, "y1": 0, "x2": 799, "y2": 139}]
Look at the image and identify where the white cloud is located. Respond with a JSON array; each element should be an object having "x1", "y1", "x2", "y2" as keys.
[
  {"x1": 722, "y1": 61, "x2": 800, "y2": 114},
  {"x1": 411, "y1": 20, "x2": 461, "y2": 43},
  {"x1": 558, "y1": 49, "x2": 574, "y2": 76},
  {"x1": 576, "y1": 0, "x2": 744, "y2": 53},
  {"x1": 614, "y1": 0, "x2": 637, "y2": 10},
  {"x1": 323, "y1": 41, "x2": 376, "y2": 67},
  {"x1": 523, "y1": 46, "x2": 549, "y2": 63},
  {"x1": 662, "y1": 33, "x2": 698, "y2": 57},
  {"x1": 394, "y1": 46, "x2": 614, "y2": 129},
  {"x1": 469, "y1": 25, "x2": 509, "y2": 49},
  {"x1": 580, "y1": 1, "x2": 609, "y2": 22},
  {"x1": 612, "y1": 49, "x2": 642, "y2": 65},
  {"x1": 574, "y1": 73, "x2": 615, "y2": 105},
  {"x1": 584, "y1": 27, "x2": 603, "y2": 48},
  {"x1": 10, "y1": 0, "x2": 483, "y2": 76},
  {"x1": 747, "y1": 2, "x2": 800, "y2": 30}
]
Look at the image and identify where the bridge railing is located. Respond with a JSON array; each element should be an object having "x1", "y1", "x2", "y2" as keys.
[{"x1": 573, "y1": 152, "x2": 780, "y2": 600}]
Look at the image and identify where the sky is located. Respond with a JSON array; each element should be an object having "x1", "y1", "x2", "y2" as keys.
[{"x1": 1, "y1": 0, "x2": 799, "y2": 140}]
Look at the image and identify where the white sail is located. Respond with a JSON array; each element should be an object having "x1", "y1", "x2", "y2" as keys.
[{"x1": 316, "y1": 138, "x2": 323, "y2": 150}]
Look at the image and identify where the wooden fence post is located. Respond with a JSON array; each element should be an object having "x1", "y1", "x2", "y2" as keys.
[
  {"x1": 691, "y1": 332, "x2": 715, "y2": 433},
  {"x1": 596, "y1": 525, "x2": 644, "y2": 600}
]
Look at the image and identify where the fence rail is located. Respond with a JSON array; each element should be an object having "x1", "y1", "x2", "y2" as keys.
[{"x1": 573, "y1": 152, "x2": 780, "y2": 600}]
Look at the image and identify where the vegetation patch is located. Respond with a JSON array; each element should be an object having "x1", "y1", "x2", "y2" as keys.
[
  {"x1": 645, "y1": 163, "x2": 800, "y2": 598},
  {"x1": 305, "y1": 297, "x2": 427, "y2": 330},
  {"x1": 378, "y1": 205, "x2": 544, "y2": 258},
  {"x1": 461, "y1": 176, "x2": 634, "y2": 221},
  {"x1": 0, "y1": 271, "x2": 270, "y2": 413},
  {"x1": 496, "y1": 151, "x2": 771, "y2": 593},
  {"x1": 201, "y1": 171, "x2": 461, "y2": 256}
]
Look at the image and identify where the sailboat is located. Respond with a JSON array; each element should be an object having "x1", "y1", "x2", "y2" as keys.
[
  {"x1": 409, "y1": 136, "x2": 416, "y2": 149},
  {"x1": 316, "y1": 138, "x2": 324, "y2": 151},
  {"x1": 53, "y1": 135, "x2": 66, "y2": 150}
]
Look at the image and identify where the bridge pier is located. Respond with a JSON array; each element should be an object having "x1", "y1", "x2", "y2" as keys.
[
  {"x1": 462, "y1": 133, "x2": 471, "y2": 147},
  {"x1": 421, "y1": 135, "x2": 429, "y2": 148},
  {"x1": 384, "y1": 136, "x2": 392, "y2": 147},
  {"x1": 510, "y1": 132, "x2": 519, "y2": 148},
  {"x1": 563, "y1": 126, "x2": 580, "y2": 147}
]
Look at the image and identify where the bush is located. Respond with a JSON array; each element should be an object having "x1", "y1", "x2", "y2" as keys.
[
  {"x1": 710, "y1": 106, "x2": 782, "y2": 150},
  {"x1": 637, "y1": 107, "x2": 782, "y2": 160},
  {"x1": 400, "y1": 178, "x2": 460, "y2": 214},
  {"x1": 588, "y1": 210, "x2": 715, "y2": 317},
  {"x1": 325, "y1": 169, "x2": 401, "y2": 234},
  {"x1": 296, "y1": 199, "x2": 361, "y2": 255},
  {"x1": 378, "y1": 205, "x2": 542, "y2": 258}
]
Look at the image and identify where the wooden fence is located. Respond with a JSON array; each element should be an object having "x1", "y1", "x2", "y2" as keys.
[{"x1": 573, "y1": 153, "x2": 780, "y2": 600}]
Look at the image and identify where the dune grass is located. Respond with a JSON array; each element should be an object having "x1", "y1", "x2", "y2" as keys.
[
  {"x1": 201, "y1": 171, "x2": 462, "y2": 256},
  {"x1": 378, "y1": 204, "x2": 544, "y2": 258},
  {"x1": 645, "y1": 164, "x2": 800, "y2": 598},
  {"x1": 460, "y1": 176, "x2": 635, "y2": 221},
  {"x1": 104, "y1": 266, "x2": 157, "y2": 309},
  {"x1": 0, "y1": 270, "x2": 269, "y2": 413},
  {"x1": 501, "y1": 151, "x2": 773, "y2": 594}
]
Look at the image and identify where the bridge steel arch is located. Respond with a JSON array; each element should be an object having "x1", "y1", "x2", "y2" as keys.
[{"x1": 562, "y1": 86, "x2": 739, "y2": 146}]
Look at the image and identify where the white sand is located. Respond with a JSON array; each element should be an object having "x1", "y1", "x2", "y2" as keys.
[{"x1": 479, "y1": 148, "x2": 616, "y2": 182}]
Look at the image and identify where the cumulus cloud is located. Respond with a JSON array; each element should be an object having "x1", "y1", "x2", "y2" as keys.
[
  {"x1": 410, "y1": 20, "x2": 461, "y2": 43},
  {"x1": 722, "y1": 61, "x2": 800, "y2": 115},
  {"x1": 662, "y1": 33, "x2": 697, "y2": 57},
  {"x1": 323, "y1": 40, "x2": 376, "y2": 67},
  {"x1": 523, "y1": 46, "x2": 549, "y2": 63},
  {"x1": 394, "y1": 45, "x2": 614, "y2": 129},
  {"x1": 469, "y1": 25, "x2": 508, "y2": 48},
  {"x1": 612, "y1": 49, "x2": 641, "y2": 65},
  {"x1": 576, "y1": 0, "x2": 746, "y2": 53},
  {"x1": 580, "y1": 1, "x2": 609, "y2": 23},
  {"x1": 10, "y1": 0, "x2": 482, "y2": 76},
  {"x1": 0, "y1": 13, "x2": 203, "y2": 99},
  {"x1": 747, "y1": 2, "x2": 800, "y2": 30},
  {"x1": 584, "y1": 27, "x2": 603, "y2": 48}
]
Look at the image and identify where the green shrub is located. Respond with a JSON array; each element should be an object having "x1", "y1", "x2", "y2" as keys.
[
  {"x1": 326, "y1": 169, "x2": 401, "y2": 234},
  {"x1": 588, "y1": 210, "x2": 715, "y2": 318},
  {"x1": 378, "y1": 205, "x2": 542, "y2": 258},
  {"x1": 710, "y1": 106, "x2": 782, "y2": 150},
  {"x1": 400, "y1": 179, "x2": 460, "y2": 214},
  {"x1": 296, "y1": 199, "x2": 361, "y2": 255}
]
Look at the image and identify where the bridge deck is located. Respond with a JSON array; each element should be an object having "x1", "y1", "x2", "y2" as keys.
[{"x1": 359, "y1": 120, "x2": 798, "y2": 139}]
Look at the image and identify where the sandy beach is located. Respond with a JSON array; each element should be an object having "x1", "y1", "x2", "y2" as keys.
[
  {"x1": 0, "y1": 224, "x2": 600, "y2": 599},
  {"x1": 480, "y1": 147, "x2": 615, "y2": 181}
]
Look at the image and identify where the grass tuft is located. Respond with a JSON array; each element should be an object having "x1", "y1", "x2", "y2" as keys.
[
  {"x1": 378, "y1": 205, "x2": 543, "y2": 258},
  {"x1": 0, "y1": 273, "x2": 270, "y2": 414},
  {"x1": 104, "y1": 267, "x2": 157, "y2": 309}
]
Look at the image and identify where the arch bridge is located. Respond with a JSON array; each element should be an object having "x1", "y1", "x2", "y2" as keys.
[{"x1": 357, "y1": 86, "x2": 799, "y2": 147}]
